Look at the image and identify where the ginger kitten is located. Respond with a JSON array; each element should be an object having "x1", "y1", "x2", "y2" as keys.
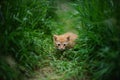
[{"x1": 53, "y1": 32, "x2": 78, "y2": 50}]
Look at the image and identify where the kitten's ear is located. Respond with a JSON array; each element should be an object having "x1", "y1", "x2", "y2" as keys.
[
  {"x1": 53, "y1": 35, "x2": 57, "y2": 41},
  {"x1": 67, "y1": 36, "x2": 70, "y2": 41}
]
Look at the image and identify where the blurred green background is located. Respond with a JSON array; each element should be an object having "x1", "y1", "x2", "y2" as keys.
[{"x1": 0, "y1": 0, "x2": 120, "y2": 80}]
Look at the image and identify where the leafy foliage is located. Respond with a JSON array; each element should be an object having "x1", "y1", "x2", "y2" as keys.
[
  {"x1": 0, "y1": 0, "x2": 55, "y2": 79},
  {"x1": 0, "y1": 0, "x2": 120, "y2": 80},
  {"x1": 73, "y1": 0, "x2": 120, "y2": 80}
]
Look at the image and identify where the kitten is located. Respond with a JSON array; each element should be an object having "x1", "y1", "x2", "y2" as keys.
[{"x1": 53, "y1": 32, "x2": 78, "y2": 50}]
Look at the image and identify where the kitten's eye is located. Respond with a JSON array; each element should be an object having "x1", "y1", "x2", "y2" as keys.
[
  {"x1": 63, "y1": 44, "x2": 66, "y2": 46},
  {"x1": 57, "y1": 44, "x2": 60, "y2": 46}
]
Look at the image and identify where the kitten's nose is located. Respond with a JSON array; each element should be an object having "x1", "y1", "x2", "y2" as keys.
[
  {"x1": 61, "y1": 48, "x2": 64, "y2": 50},
  {"x1": 59, "y1": 45, "x2": 65, "y2": 50},
  {"x1": 60, "y1": 47, "x2": 65, "y2": 50}
]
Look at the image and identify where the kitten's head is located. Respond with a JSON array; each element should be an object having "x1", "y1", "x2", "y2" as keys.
[{"x1": 53, "y1": 35, "x2": 70, "y2": 50}]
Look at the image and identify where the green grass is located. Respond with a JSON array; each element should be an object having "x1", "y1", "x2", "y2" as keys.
[
  {"x1": 0, "y1": 0, "x2": 120, "y2": 80},
  {"x1": 0, "y1": 0, "x2": 55, "y2": 79},
  {"x1": 73, "y1": 0, "x2": 120, "y2": 80}
]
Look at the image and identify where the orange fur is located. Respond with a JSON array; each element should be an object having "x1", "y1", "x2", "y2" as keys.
[{"x1": 53, "y1": 32, "x2": 78, "y2": 50}]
